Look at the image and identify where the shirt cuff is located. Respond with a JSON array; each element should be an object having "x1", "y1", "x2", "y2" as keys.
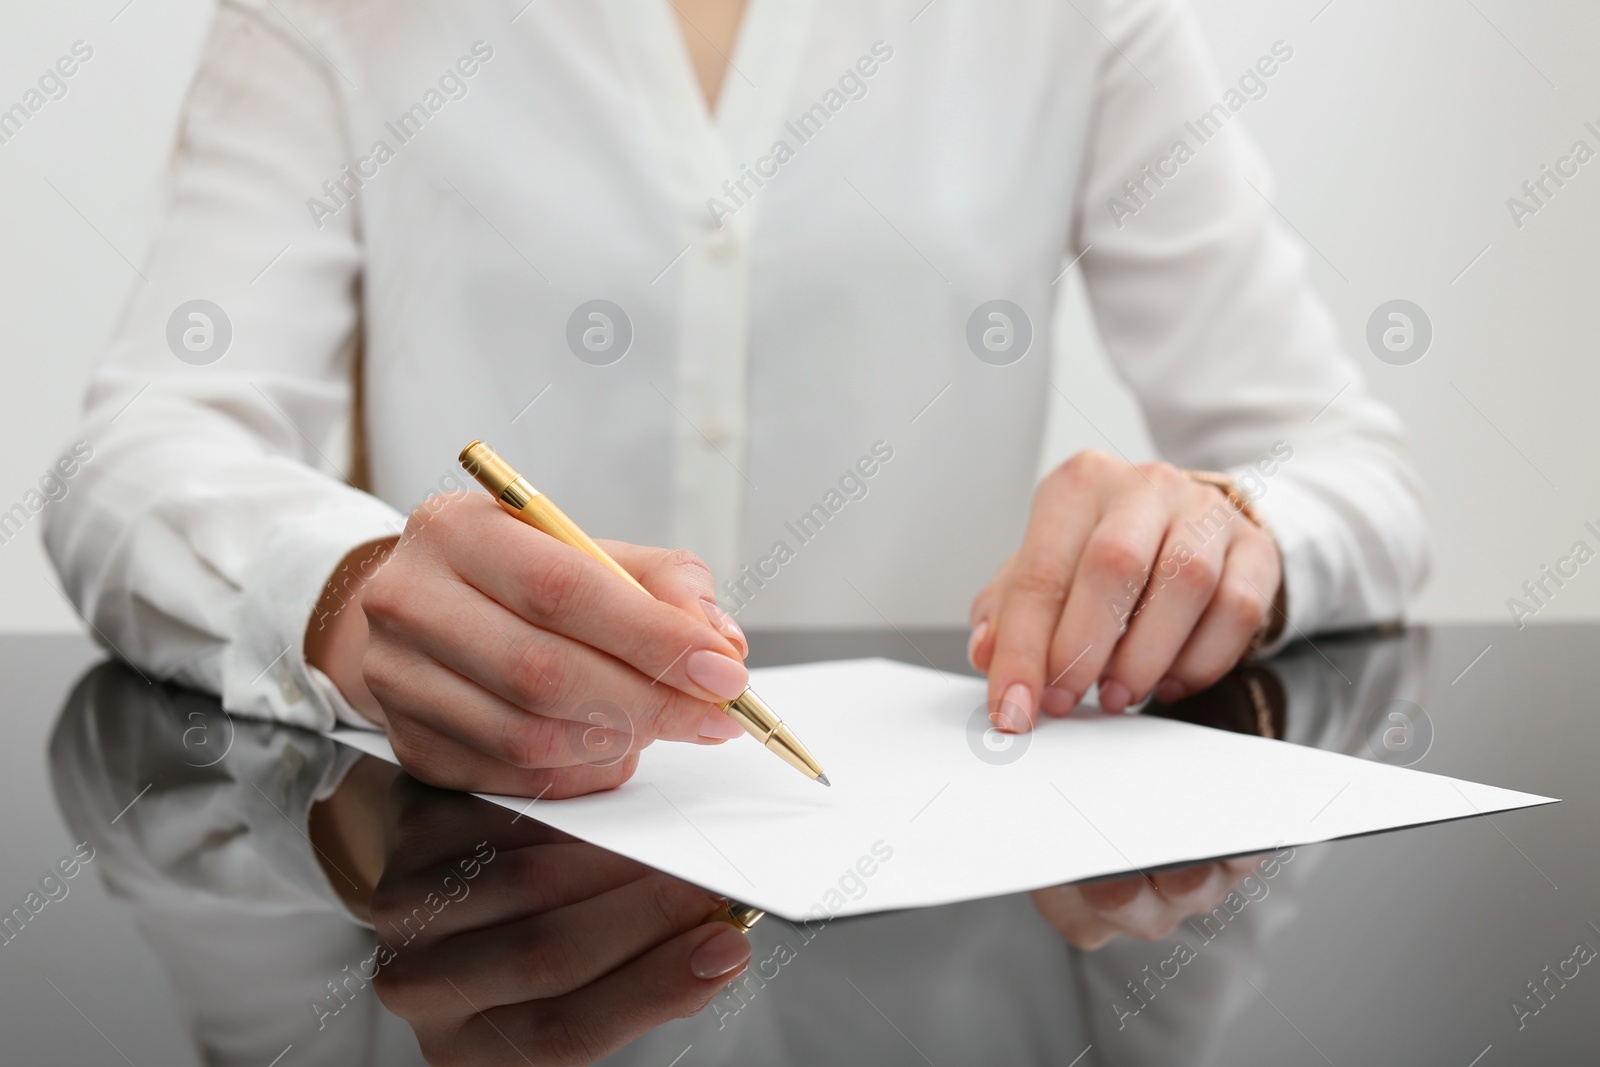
[
  {"x1": 221, "y1": 496, "x2": 404, "y2": 731},
  {"x1": 306, "y1": 663, "x2": 384, "y2": 729},
  {"x1": 301, "y1": 739, "x2": 381, "y2": 927}
]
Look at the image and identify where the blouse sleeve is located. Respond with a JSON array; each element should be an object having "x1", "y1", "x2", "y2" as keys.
[
  {"x1": 1072, "y1": 0, "x2": 1432, "y2": 640},
  {"x1": 43, "y1": 1, "x2": 402, "y2": 730}
]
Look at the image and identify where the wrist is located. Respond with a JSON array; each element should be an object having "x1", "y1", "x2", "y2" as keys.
[
  {"x1": 308, "y1": 754, "x2": 403, "y2": 922},
  {"x1": 304, "y1": 536, "x2": 398, "y2": 726}
]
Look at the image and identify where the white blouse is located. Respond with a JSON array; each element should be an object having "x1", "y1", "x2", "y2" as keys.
[{"x1": 45, "y1": 0, "x2": 1431, "y2": 730}]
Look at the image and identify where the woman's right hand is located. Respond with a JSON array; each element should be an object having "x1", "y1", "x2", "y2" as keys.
[
  {"x1": 368, "y1": 777, "x2": 751, "y2": 1066},
  {"x1": 306, "y1": 492, "x2": 753, "y2": 798}
]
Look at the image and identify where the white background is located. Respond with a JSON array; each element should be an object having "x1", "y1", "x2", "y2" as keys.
[{"x1": 2, "y1": 0, "x2": 1597, "y2": 631}]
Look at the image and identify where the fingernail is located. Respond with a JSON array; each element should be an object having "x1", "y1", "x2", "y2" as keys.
[
  {"x1": 993, "y1": 682, "x2": 1034, "y2": 733},
  {"x1": 1154, "y1": 677, "x2": 1187, "y2": 704},
  {"x1": 1099, "y1": 680, "x2": 1132, "y2": 712},
  {"x1": 699, "y1": 597, "x2": 748, "y2": 657},
  {"x1": 686, "y1": 650, "x2": 749, "y2": 701},
  {"x1": 689, "y1": 924, "x2": 751, "y2": 980},
  {"x1": 966, "y1": 619, "x2": 989, "y2": 667},
  {"x1": 698, "y1": 708, "x2": 747, "y2": 740},
  {"x1": 1039, "y1": 686, "x2": 1079, "y2": 717}
]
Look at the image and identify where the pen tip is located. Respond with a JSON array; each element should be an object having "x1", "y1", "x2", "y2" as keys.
[{"x1": 816, "y1": 774, "x2": 831, "y2": 788}]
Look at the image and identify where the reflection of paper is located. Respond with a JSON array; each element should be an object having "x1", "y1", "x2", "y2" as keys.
[{"x1": 331, "y1": 658, "x2": 1555, "y2": 920}]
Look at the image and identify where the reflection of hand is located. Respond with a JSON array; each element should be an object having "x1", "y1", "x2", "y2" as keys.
[
  {"x1": 967, "y1": 451, "x2": 1282, "y2": 728},
  {"x1": 369, "y1": 780, "x2": 752, "y2": 1065},
  {"x1": 1030, "y1": 858, "x2": 1262, "y2": 950},
  {"x1": 305, "y1": 491, "x2": 753, "y2": 798}
]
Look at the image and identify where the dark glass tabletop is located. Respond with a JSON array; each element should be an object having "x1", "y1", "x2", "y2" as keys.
[{"x1": 1, "y1": 624, "x2": 1595, "y2": 1066}]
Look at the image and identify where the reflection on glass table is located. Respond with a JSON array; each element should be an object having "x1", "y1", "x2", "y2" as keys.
[{"x1": 49, "y1": 629, "x2": 1428, "y2": 1066}]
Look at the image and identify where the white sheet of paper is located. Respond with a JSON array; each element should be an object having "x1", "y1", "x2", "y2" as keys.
[{"x1": 330, "y1": 658, "x2": 1555, "y2": 920}]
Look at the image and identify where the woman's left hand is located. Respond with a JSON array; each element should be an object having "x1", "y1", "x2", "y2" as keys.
[
  {"x1": 968, "y1": 450, "x2": 1282, "y2": 729},
  {"x1": 1030, "y1": 859, "x2": 1263, "y2": 949}
]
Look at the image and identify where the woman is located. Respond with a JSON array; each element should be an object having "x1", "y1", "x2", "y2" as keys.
[{"x1": 47, "y1": 0, "x2": 1427, "y2": 809}]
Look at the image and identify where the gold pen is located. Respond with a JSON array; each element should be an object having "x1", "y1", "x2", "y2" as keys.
[{"x1": 459, "y1": 440, "x2": 830, "y2": 787}]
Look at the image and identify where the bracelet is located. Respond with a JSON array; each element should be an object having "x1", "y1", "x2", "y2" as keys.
[
  {"x1": 1183, "y1": 469, "x2": 1287, "y2": 654},
  {"x1": 1184, "y1": 470, "x2": 1266, "y2": 530}
]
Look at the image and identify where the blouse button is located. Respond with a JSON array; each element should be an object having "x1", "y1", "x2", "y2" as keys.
[
  {"x1": 701, "y1": 416, "x2": 732, "y2": 446},
  {"x1": 704, "y1": 229, "x2": 737, "y2": 261}
]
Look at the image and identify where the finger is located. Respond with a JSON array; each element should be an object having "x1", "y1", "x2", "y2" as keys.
[
  {"x1": 1097, "y1": 488, "x2": 1236, "y2": 710},
  {"x1": 603, "y1": 541, "x2": 748, "y2": 658},
  {"x1": 1028, "y1": 883, "x2": 1126, "y2": 951},
  {"x1": 379, "y1": 778, "x2": 581, "y2": 879},
  {"x1": 402, "y1": 871, "x2": 724, "y2": 1010},
  {"x1": 1153, "y1": 865, "x2": 1239, "y2": 938},
  {"x1": 967, "y1": 554, "x2": 1014, "y2": 672},
  {"x1": 1077, "y1": 874, "x2": 1156, "y2": 915},
  {"x1": 983, "y1": 458, "x2": 1113, "y2": 731},
  {"x1": 1149, "y1": 863, "x2": 1227, "y2": 911},
  {"x1": 1219, "y1": 854, "x2": 1268, "y2": 880},
  {"x1": 1077, "y1": 873, "x2": 1191, "y2": 941},
  {"x1": 385, "y1": 714, "x2": 641, "y2": 800},
  {"x1": 1157, "y1": 529, "x2": 1280, "y2": 701},
  {"x1": 426, "y1": 495, "x2": 748, "y2": 702},
  {"x1": 368, "y1": 573, "x2": 742, "y2": 746},
  {"x1": 384, "y1": 843, "x2": 656, "y2": 942},
  {"x1": 1037, "y1": 487, "x2": 1173, "y2": 715},
  {"x1": 436, "y1": 922, "x2": 748, "y2": 1067},
  {"x1": 366, "y1": 647, "x2": 645, "y2": 770}
]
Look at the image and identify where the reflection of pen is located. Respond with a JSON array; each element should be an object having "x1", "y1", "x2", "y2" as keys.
[
  {"x1": 710, "y1": 899, "x2": 765, "y2": 932},
  {"x1": 460, "y1": 441, "x2": 830, "y2": 787}
]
